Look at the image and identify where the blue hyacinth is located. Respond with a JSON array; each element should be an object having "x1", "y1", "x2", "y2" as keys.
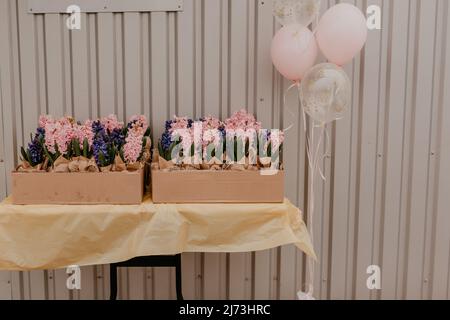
[
  {"x1": 127, "y1": 119, "x2": 138, "y2": 129},
  {"x1": 110, "y1": 128, "x2": 125, "y2": 148},
  {"x1": 218, "y1": 126, "x2": 226, "y2": 138},
  {"x1": 92, "y1": 120, "x2": 105, "y2": 135},
  {"x1": 165, "y1": 120, "x2": 173, "y2": 131},
  {"x1": 92, "y1": 133, "x2": 110, "y2": 166},
  {"x1": 27, "y1": 128, "x2": 45, "y2": 166},
  {"x1": 161, "y1": 131, "x2": 172, "y2": 151},
  {"x1": 27, "y1": 140, "x2": 43, "y2": 166}
]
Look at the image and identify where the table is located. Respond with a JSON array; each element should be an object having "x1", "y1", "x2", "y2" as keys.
[{"x1": 0, "y1": 195, "x2": 315, "y2": 298}]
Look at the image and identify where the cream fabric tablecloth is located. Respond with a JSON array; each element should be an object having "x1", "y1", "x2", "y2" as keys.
[{"x1": 0, "y1": 195, "x2": 315, "y2": 270}]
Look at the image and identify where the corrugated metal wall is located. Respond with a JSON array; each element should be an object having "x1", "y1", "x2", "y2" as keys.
[{"x1": 0, "y1": 0, "x2": 449, "y2": 300}]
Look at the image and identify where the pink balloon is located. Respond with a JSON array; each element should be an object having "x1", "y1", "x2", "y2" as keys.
[
  {"x1": 271, "y1": 24, "x2": 318, "y2": 81},
  {"x1": 315, "y1": 3, "x2": 367, "y2": 66}
]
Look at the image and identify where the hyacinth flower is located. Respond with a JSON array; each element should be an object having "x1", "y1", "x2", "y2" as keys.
[
  {"x1": 199, "y1": 116, "x2": 225, "y2": 163},
  {"x1": 91, "y1": 120, "x2": 116, "y2": 167},
  {"x1": 122, "y1": 115, "x2": 151, "y2": 164},
  {"x1": 20, "y1": 127, "x2": 45, "y2": 167},
  {"x1": 158, "y1": 117, "x2": 194, "y2": 162}
]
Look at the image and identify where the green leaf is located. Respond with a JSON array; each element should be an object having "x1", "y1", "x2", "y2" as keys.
[
  {"x1": 119, "y1": 147, "x2": 125, "y2": 162},
  {"x1": 98, "y1": 152, "x2": 106, "y2": 167},
  {"x1": 168, "y1": 141, "x2": 178, "y2": 161},
  {"x1": 26, "y1": 149, "x2": 33, "y2": 166},
  {"x1": 83, "y1": 138, "x2": 89, "y2": 158},
  {"x1": 158, "y1": 141, "x2": 164, "y2": 159},
  {"x1": 109, "y1": 145, "x2": 116, "y2": 163},
  {"x1": 144, "y1": 127, "x2": 151, "y2": 137},
  {"x1": 21, "y1": 147, "x2": 29, "y2": 163},
  {"x1": 66, "y1": 142, "x2": 73, "y2": 159},
  {"x1": 73, "y1": 139, "x2": 81, "y2": 157},
  {"x1": 44, "y1": 146, "x2": 54, "y2": 166}
]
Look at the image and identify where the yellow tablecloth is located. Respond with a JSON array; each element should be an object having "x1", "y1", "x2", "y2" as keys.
[{"x1": 0, "y1": 195, "x2": 315, "y2": 270}]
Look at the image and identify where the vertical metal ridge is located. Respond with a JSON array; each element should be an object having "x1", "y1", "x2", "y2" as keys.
[
  {"x1": 394, "y1": 0, "x2": 412, "y2": 299},
  {"x1": 121, "y1": 13, "x2": 126, "y2": 119},
  {"x1": 200, "y1": 0, "x2": 205, "y2": 117},
  {"x1": 326, "y1": 122, "x2": 337, "y2": 299},
  {"x1": 69, "y1": 27, "x2": 75, "y2": 117},
  {"x1": 148, "y1": 12, "x2": 153, "y2": 122},
  {"x1": 244, "y1": 0, "x2": 249, "y2": 112},
  {"x1": 378, "y1": 0, "x2": 395, "y2": 301},
  {"x1": 226, "y1": 0, "x2": 231, "y2": 117},
  {"x1": 7, "y1": 0, "x2": 18, "y2": 166},
  {"x1": 112, "y1": 13, "x2": 118, "y2": 116},
  {"x1": 420, "y1": 0, "x2": 441, "y2": 299},
  {"x1": 351, "y1": 13, "x2": 366, "y2": 299},
  {"x1": 275, "y1": 246, "x2": 281, "y2": 300},
  {"x1": 33, "y1": 15, "x2": 42, "y2": 116},
  {"x1": 166, "y1": 13, "x2": 171, "y2": 120},
  {"x1": 370, "y1": 0, "x2": 387, "y2": 300},
  {"x1": 402, "y1": 0, "x2": 421, "y2": 298},
  {"x1": 60, "y1": 14, "x2": 66, "y2": 115},
  {"x1": 428, "y1": 0, "x2": 449, "y2": 299},
  {"x1": 86, "y1": 14, "x2": 92, "y2": 118},
  {"x1": 447, "y1": 245, "x2": 450, "y2": 298},
  {"x1": 140, "y1": 13, "x2": 144, "y2": 116},
  {"x1": 94, "y1": 14, "x2": 101, "y2": 117},
  {"x1": 174, "y1": 12, "x2": 179, "y2": 116},
  {"x1": 252, "y1": 0, "x2": 258, "y2": 116},
  {"x1": 14, "y1": 0, "x2": 24, "y2": 147},
  {"x1": 192, "y1": 0, "x2": 197, "y2": 118}
]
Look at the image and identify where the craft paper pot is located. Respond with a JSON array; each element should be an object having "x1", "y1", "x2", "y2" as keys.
[
  {"x1": 151, "y1": 166, "x2": 284, "y2": 203},
  {"x1": 11, "y1": 170, "x2": 144, "y2": 205}
]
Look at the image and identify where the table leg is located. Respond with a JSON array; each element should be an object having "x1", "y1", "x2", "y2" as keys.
[
  {"x1": 109, "y1": 264, "x2": 118, "y2": 300},
  {"x1": 175, "y1": 254, "x2": 184, "y2": 300}
]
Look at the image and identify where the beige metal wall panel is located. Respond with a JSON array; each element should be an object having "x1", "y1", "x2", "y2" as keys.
[{"x1": 0, "y1": 0, "x2": 449, "y2": 300}]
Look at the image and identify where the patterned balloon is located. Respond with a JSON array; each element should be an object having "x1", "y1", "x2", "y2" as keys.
[
  {"x1": 300, "y1": 63, "x2": 351, "y2": 124},
  {"x1": 273, "y1": 0, "x2": 321, "y2": 27}
]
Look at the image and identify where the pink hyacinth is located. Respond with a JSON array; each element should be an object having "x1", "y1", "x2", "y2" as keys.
[
  {"x1": 201, "y1": 116, "x2": 223, "y2": 148},
  {"x1": 129, "y1": 115, "x2": 148, "y2": 135},
  {"x1": 270, "y1": 130, "x2": 285, "y2": 150},
  {"x1": 101, "y1": 114, "x2": 124, "y2": 133},
  {"x1": 44, "y1": 116, "x2": 76, "y2": 154},
  {"x1": 123, "y1": 131, "x2": 142, "y2": 163},
  {"x1": 73, "y1": 120, "x2": 94, "y2": 148},
  {"x1": 168, "y1": 116, "x2": 190, "y2": 133},
  {"x1": 224, "y1": 109, "x2": 261, "y2": 132},
  {"x1": 123, "y1": 115, "x2": 149, "y2": 163},
  {"x1": 39, "y1": 115, "x2": 53, "y2": 128}
]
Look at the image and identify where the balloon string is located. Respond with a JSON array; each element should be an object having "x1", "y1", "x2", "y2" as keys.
[
  {"x1": 304, "y1": 121, "x2": 326, "y2": 297},
  {"x1": 283, "y1": 81, "x2": 300, "y2": 133},
  {"x1": 299, "y1": 86, "x2": 327, "y2": 181}
]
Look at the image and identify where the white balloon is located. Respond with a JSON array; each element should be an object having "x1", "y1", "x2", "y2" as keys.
[
  {"x1": 300, "y1": 63, "x2": 351, "y2": 124},
  {"x1": 273, "y1": 0, "x2": 321, "y2": 27}
]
